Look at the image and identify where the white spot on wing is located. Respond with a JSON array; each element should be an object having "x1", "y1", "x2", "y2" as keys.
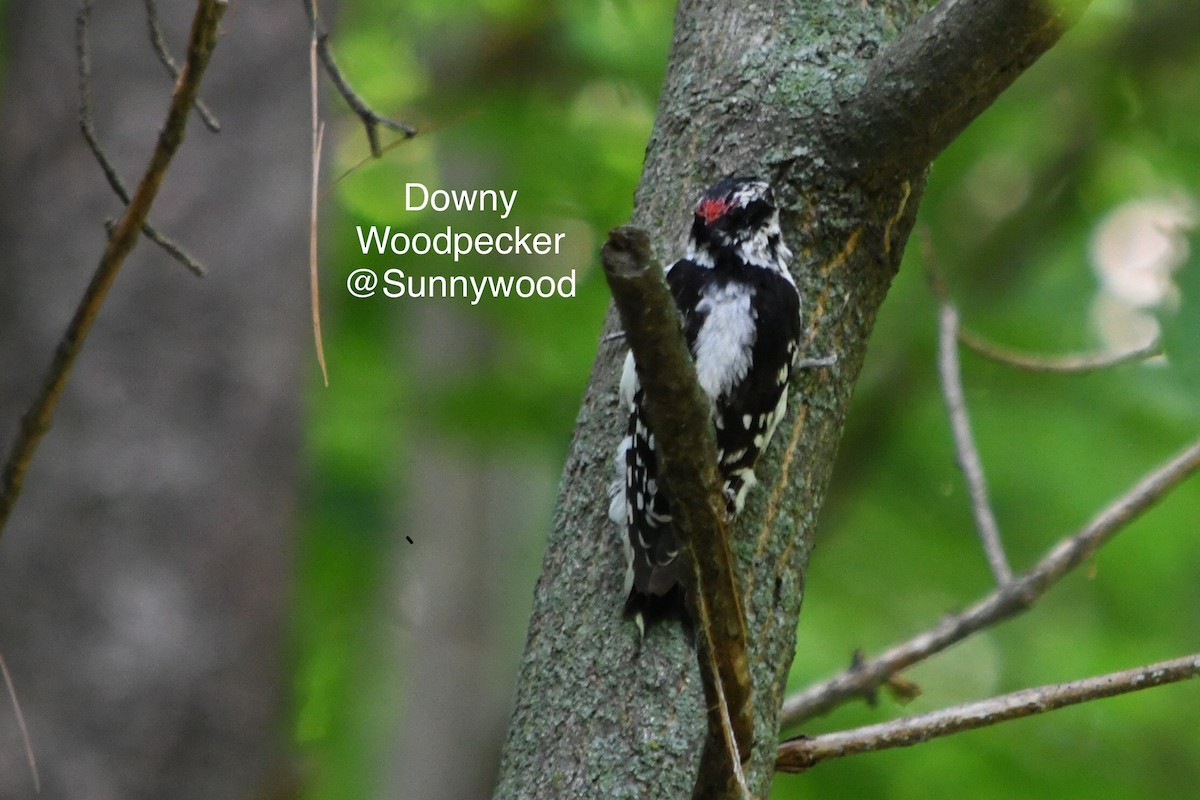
[{"x1": 618, "y1": 350, "x2": 638, "y2": 408}]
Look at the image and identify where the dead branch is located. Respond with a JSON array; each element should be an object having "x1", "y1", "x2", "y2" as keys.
[
  {"x1": 76, "y1": 0, "x2": 208, "y2": 276},
  {"x1": 144, "y1": 0, "x2": 221, "y2": 132},
  {"x1": 601, "y1": 226, "x2": 752, "y2": 800},
  {"x1": 779, "y1": 436, "x2": 1200, "y2": 726},
  {"x1": 309, "y1": 29, "x2": 329, "y2": 386},
  {"x1": 0, "y1": 648, "x2": 38, "y2": 793},
  {"x1": 958, "y1": 326, "x2": 1163, "y2": 372},
  {"x1": 937, "y1": 298, "x2": 1012, "y2": 584},
  {"x1": 0, "y1": 0, "x2": 228, "y2": 538},
  {"x1": 778, "y1": 653, "x2": 1200, "y2": 772},
  {"x1": 303, "y1": 0, "x2": 416, "y2": 158}
]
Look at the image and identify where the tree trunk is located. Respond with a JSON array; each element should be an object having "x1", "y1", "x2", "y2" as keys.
[{"x1": 493, "y1": 0, "x2": 1084, "y2": 796}]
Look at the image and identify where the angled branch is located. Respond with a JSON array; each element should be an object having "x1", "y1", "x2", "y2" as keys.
[
  {"x1": 0, "y1": 0, "x2": 227, "y2": 538},
  {"x1": 304, "y1": 0, "x2": 416, "y2": 158},
  {"x1": 777, "y1": 652, "x2": 1200, "y2": 773},
  {"x1": 937, "y1": 298, "x2": 1012, "y2": 584},
  {"x1": 600, "y1": 227, "x2": 752, "y2": 799},
  {"x1": 144, "y1": 0, "x2": 220, "y2": 132},
  {"x1": 958, "y1": 327, "x2": 1163, "y2": 373},
  {"x1": 76, "y1": 0, "x2": 207, "y2": 277},
  {"x1": 927, "y1": 235, "x2": 1009, "y2": 582},
  {"x1": 839, "y1": 0, "x2": 1093, "y2": 178},
  {"x1": 780, "y1": 435, "x2": 1200, "y2": 727}
]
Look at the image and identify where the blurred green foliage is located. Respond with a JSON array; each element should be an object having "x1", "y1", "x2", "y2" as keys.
[{"x1": 295, "y1": 0, "x2": 1200, "y2": 797}]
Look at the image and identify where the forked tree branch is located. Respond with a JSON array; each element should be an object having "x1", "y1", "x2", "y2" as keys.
[
  {"x1": 601, "y1": 227, "x2": 753, "y2": 800},
  {"x1": 839, "y1": 0, "x2": 1094, "y2": 178},
  {"x1": 144, "y1": 0, "x2": 220, "y2": 132},
  {"x1": 77, "y1": 0, "x2": 208, "y2": 277},
  {"x1": 0, "y1": 0, "x2": 227, "y2": 538},
  {"x1": 777, "y1": 653, "x2": 1200, "y2": 773},
  {"x1": 780, "y1": 435, "x2": 1200, "y2": 726},
  {"x1": 303, "y1": 0, "x2": 416, "y2": 158},
  {"x1": 937, "y1": 298, "x2": 1012, "y2": 584},
  {"x1": 496, "y1": 0, "x2": 1113, "y2": 794}
]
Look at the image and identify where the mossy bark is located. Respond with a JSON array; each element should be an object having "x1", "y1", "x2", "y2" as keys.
[{"x1": 494, "y1": 1, "x2": 1083, "y2": 797}]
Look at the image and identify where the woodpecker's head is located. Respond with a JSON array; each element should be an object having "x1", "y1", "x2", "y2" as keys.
[{"x1": 686, "y1": 176, "x2": 789, "y2": 271}]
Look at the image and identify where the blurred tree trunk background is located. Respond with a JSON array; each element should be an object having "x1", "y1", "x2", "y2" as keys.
[
  {"x1": 0, "y1": 1, "x2": 308, "y2": 796},
  {"x1": 383, "y1": 306, "x2": 556, "y2": 800}
]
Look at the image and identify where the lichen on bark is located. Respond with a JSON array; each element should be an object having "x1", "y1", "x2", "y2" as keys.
[{"x1": 494, "y1": 1, "x2": 1083, "y2": 796}]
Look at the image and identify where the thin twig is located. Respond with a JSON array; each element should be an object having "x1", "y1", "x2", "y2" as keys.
[
  {"x1": 601, "y1": 227, "x2": 753, "y2": 798},
  {"x1": 76, "y1": 0, "x2": 207, "y2": 277},
  {"x1": 102, "y1": 218, "x2": 205, "y2": 277},
  {"x1": 144, "y1": 0, "x2": 220, "y2": 132},
  {"x1": 699, "y1": 644, "x2": 751, "y2": 800},
  {"x1": 310, "y1": 30, "x2": 329, "y2": 386},
  {"x1": 328, "y1": 111, "x2": 482, "y2": 191},
  {"x1": 926, "y1": 231, "x2": 1010, "y2": 584},
  {"x1": 938, "y1": 299, "x2": 1012, "y2": 584},
  {"x1": 957, "y1": 327, "x2": 1163, "y2": 373},
  {"x1": 777, "y1": 653, "x2": 1200, "y2": 772},
  {"x1": 76, "y1": 2, "x2": 130, "y2": 206},
  {"x1": 0, "y1": 0, "x2": 227, "y2": 538},
  {"x1": 304, "y1": 0, "x2": 416, "y2": 158},
  {"x1": 0, "y1": 648, "x2": 38, "y2": 793},
  {"x1": 779, "y1": 436, "x2": 1200, "y2": 726}
]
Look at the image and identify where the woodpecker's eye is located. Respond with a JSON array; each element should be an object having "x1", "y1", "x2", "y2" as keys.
[{"x1": 696, "y1": 197, "x2": 732, "y2": 224}]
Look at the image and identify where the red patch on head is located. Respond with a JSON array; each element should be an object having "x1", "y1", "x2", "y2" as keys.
[{"x1": 696, "y1": 197, "x2": 731, "y2": 224}]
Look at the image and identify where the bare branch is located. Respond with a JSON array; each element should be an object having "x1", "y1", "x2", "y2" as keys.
[
  {"x1": 777, "y1": 653, "x2": 1200, "y2": 773},
  {"x1": 76, "y1": 3, "x2": 131, "y2": 206},
  {"x1": 958, "y1": 326, "x2": 1163, "y2": 373},
  {"x1": 309, "y1": 30, "x2": 329, "y2": 386},
  {"x1": 102, "y1": 217, "x2": 206, "y2": 277},
  {"x1": 0, "y1": 0, "x2": 227, "y2": 538},
  {"x1": 600, "y1": 227, "x2": 752, "y2": 798},
  {"x1": 76, "y1": 0, "x2": 207, "y2": 277},
  {"x1": 779, "y1": 435, "x2": 1200, "y2": 726},
  {"x1": 926, "y1": 230, "x2": 1009, "y2": 582},
  {"x1": 304, "y1": 0, "x2": 416, "y2": 158},
  {"x1": 838, "y1": 0, "x2": 1094, "y2": 178},
  {"x1": 144, "y1": 0, "x2": 221, "y2": 132},
  {"x1": 0, "y1": 648, "x2": 38, "y2": 793},
  {"x1": 937, "y1": 299, "x2": 1012, "y2": 584}
]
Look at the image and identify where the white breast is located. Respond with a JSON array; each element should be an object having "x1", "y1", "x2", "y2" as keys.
[{"x1": 692, "y1": 283, "x2": 756, "y2": 400}]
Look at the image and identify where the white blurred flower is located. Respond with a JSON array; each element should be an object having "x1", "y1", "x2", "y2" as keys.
[{"x1": 1088, "y1": 195, "x2": 1195, "y2": 352}]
